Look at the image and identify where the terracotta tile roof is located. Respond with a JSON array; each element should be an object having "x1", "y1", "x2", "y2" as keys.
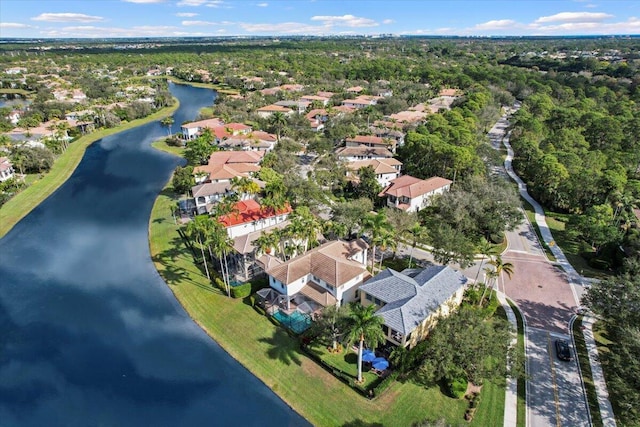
[
  {"x1": 346, "y1": 158, "x2": 402, "y2": 175},
  {"x1": 346, "y1": 86, "x2": 364, "y2": 93},
  {"x1": 300, "y1": 95, "x2": 330, "y2": 102},
  {"x1": 267, "y1": 239, "x2": 368, "y2": 287},
  {"x1": 204, "y1": 150, "x2": 264, "y2": 165},
  {"x1": 191, "y1": 181, "x2": 232, "y2": 198},
  {"x1": 335, "y1": 146, "x2": 394, "y2": 158},
  {"x1": 182, "y1": 118, "x2": 224, "y2": 129},
  {"x1": 346, "y1": 135, "x2": 385, "y2": 145},
  {"x1": 380, "y1": 175, "x2": 452, "y2": 199},
  {"x1": 439, "y1": 88, "x2": 460, "y2": 97},
  {"x1": 389, "y1": 110, "x2": 429, "y2": 123},
  {"x1": 316, "y1": 91, "x2": 334, "y2": 98},
  {"x1": 218, "y1": 200, "x2": 292, "y2": 228},
  {"x1": 0, "y1": 157, "x2": 13, "y2": 172},
  {"x1": 257, "y1": 104, "x2": 293, "y2": 113}
]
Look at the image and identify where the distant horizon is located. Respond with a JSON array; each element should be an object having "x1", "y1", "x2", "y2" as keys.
[{"x1": 1, "y1": 0, "x2": 639, "y2": 39}]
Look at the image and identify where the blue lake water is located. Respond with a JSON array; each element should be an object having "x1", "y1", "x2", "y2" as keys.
[{"x1": 0, "y1": 82, "x2": 310, "y2": 427}]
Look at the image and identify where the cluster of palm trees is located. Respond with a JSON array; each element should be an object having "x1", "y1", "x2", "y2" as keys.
[
  {"x1": 184, "y1": 214, "x2": 234, "y2": 297},
  {"x1": 254, "y1": 206, "x2": 322, "y2": 260},
  {"x1": 362, "y1": 211, "x2": 396, "y2": 272}
]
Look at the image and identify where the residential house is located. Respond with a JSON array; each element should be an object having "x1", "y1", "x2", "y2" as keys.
[
  {"x1": 275, "y1": 100, "x2": 310, "y2": 114},
  {"x1": 379, "y1": 175, "x2": 452, "y2": 212},
  {"x1": 346, "y1": 86, "x2": 364, "y2": 94},
  {"x1": 181, "y1": 118, "x2": 225, "y2": 140},
  {"x1": 265, "y1": 239, "x2": 369, "y2": 310},
  {"x1": 218, "y1": 131, "x2": 277, "y2": 152},
  {"x1": 345, "y1": 135, "x2": 396, "y2": 153},
  {"x1": 358, "y1": 266, "x2": 468, "y2": 348},
  {"x1": 388, "y1": 110, "x2": 429, "y2": 125},
  {"x1": 218, "y1": 199, "x2": 292, "y2": 239},
  {"x1": 371, "y1": 127, "x2": 405, "y2": 147},
  {"x1": 341, "y1": 95, "x2": 381, "y2": 110},
  {"x1": 346, "y1": 158, "x2": 402, "y2": 188},
  {"x1": 300, "y1": 95, "x2": 330, "y2": 107},
  {"x1": 335, "y1": 146, "x2": 394, "y2": 162},
  {"x1": 231, "y1": 221, "x2": 290, "y2": 281},
  {"x1": 256, "y1": 104, "x2": 294, "y2": 118},
  {"x1": 193, "y1": 150, "x2": 264, "y2": 184},
  {"x1": 191, "y1": 181, "x2": 234, "y2": 215},
  {"x1": 7, "y1": 110, "x2": 22, "y2": 125},
  {"x1": 305, "y1": 109, "x2": 329, "y2": 132},
  {"x1": 0, "y1": 157, "x2": 15, "y2": 181}
]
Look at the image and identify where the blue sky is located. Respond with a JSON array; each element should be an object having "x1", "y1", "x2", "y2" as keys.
[{"x1": 1, "y1": 0, "x2": 638, "y2": 38}]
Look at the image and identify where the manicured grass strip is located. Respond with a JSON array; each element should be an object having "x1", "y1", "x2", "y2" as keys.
[
  {"x1": 0, "y1": 88, "x2": 32, "y2": 95},
  {"x1": 519, "y1": 197, "x2": 556, "y2": 262},
  {"x1": 151, "y1": 137, "x2": 184, "y2": 157},
  {"x1": 572, "y1": 316, "x2": 603, "y2": 427},
  {"x1": 0, "y1": 102, "x2": 178, "y2": 238},
  {"x1": 148, "y1": 188, "x2": 504, "y2": 427},
  {"x1": 592, "y1": 322, "x2": 624, "y2": 426},
  {"x1": 507, "y1": 298, "x2": 526, "y2": 427}
]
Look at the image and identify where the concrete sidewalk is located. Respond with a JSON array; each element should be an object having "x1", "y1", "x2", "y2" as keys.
[
  {"x1": 581, "y1": 316, "x2": 617, "y2": 427},
  {"x1": 496, "y1": 290, "x2": 519, "y2": 427}
]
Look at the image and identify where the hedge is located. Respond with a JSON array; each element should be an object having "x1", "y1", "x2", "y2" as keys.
[{"x1": 230, "y1": 282, "x2": 252, "y2": 299}]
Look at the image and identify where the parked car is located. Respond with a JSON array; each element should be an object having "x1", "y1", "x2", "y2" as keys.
[{"x1": 555, "y1": 339, "x2": 572, "y2": 361}]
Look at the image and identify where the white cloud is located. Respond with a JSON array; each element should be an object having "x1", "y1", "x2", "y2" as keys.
[
  {"x1": 532, "y1": 17, "x2": 640, "y2": 34},
  {"x1": 472, "y1": 19, "x2": 518, "y2": 31},
  {"x1": 32, "y1": 13, "x2": 104, "y2": 23},
  {"x1": 0, "y1": 22, "x2": 33, "y2": 29},
  {"x1": 40, "y1": 24, "x2": 189, "y2": 38},
  {"x1": 382, "y1": 19, "x2": 395, "y2": 25},
  {"x1": 176, "y1": 12, "x2": 198, "y2": 17},
  {"x1": 257, "y1": 2, "x2": 268, "y2": 6},
  {"x1": 240, "y1": 21, "x2": 330, "y2": 34},
  {"x1": 177, "y1": 0, "x2": 223, "y2": 6},
  {"x1": 311, "y1": 14, "x2": 378, "y2": 28},
  {"x1": 122, "y1": 0, "x2": 166, "y2": 3},
  {"x1": 182, "y1": 20, "x2": 216, "y2": 26},
  {"x1": 535, "y1": 12, "x2": 613, "y2": 23}
]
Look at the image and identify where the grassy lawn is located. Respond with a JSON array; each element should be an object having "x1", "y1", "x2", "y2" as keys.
[
  {"x1": 0, "y1": 88, "x2": 32, "y2": 95},
  {"x1": 572, "y1": 317, "x2": 603, "y2": 427},
  {"x1": 151, "y1": 137, "x2": 184, "y2": 157},
  {"x1": 149, "y1": 188, "x2": 505, "y2": 427},
  {"x1": 507, "y1": 298, "x2": 526, "y2": 427},
  {"x1": 592, "y1": 322, "x2": 625, "y2": 426},
  {"x1": 0, "y1": 102, "x2": 179, "y2": 238}
]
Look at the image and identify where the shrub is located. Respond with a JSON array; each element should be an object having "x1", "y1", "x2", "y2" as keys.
[
  {"x1": 230, "y1": 282, "x2": 252, "y2": 298},
  {"x1": 488, "y1": 232, "x2": 505, "y2": 244},
  {"x1": 447, "y1": 377, "x2": 467, "y2": 399},
  {"x1": 588, "y1": 257, "x2": 610, "y2": 270}
]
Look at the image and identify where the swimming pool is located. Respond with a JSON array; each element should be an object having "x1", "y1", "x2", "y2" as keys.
[{"x1": 273, "y1": 310, "x2": 312, "y2": 334}]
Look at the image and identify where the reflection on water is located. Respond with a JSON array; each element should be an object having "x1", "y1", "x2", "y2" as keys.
[{"x1": 0, "y1": 83, "x2": 309, "y2": 427}]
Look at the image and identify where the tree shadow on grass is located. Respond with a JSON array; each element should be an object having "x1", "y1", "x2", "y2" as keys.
[{"x1": 258, "y1": 328, "x2": 302, "y2": 366}]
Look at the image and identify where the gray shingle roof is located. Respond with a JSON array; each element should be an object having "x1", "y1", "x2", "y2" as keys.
[{"x1": 359, "y1": 265, "x2": 468, "y2": 335}]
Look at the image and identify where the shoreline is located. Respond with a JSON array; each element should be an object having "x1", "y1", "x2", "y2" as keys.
[{"x1": 0, "y1": 100, "x2": 179, "y2": 238}]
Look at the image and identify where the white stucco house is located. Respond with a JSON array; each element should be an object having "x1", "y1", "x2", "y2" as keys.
[
  {"x1": 359, "y1": 265, "x2": 468, "y2": 348},
  {"x1": 218, "y1": 199, "x2": 292, "y2": 239},
  {"x1": 346, "y1": 158, "x2": 402, "y2": 188},
  {"x1": 265, "y1": 239, "x2": 370, "y2": 310},
  {"x1": 0, "y1": 157, "x2": 16, "y2": 182},
  {"x1": 379, "y1": 175, "x2": 452, "y2": 212}
]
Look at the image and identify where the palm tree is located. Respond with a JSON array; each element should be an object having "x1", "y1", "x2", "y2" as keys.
[
  {"x1": 209, "y1": 221, "x2": 234, "y2": 297},
  {"x1": 344, "y1": 303, "x2": 386, "y2": 383},
  {"x1": 480, "y1": 255, "x2": 514, "y2": 305},
  {"x1": 376, "y1": 230, "x2": 397, "y2": 271},
  {"x1": 255, "y1": 230, "x2": 279, "y2": 256},
  {"x1": 231, "y1": 176, "x2": 260, "y2": 200},
  {"x1": 161, "y1": 116, "x2": 175, "y2": 136},
  {"x1": 269, "y1": 111, "x2": 287, "y2": 141},
  {"x1": 185, "y1": 216, "x2": 211, "y2": 280},
  {"x1": 404, "y1": 223, "x2": 428, "y2": 268},
  {"x1": 363, "y1": 211, "x2": 392, "y2": 272},
  {"x1": 473, "y1": 238, "x2": 499, "y2": 288}
]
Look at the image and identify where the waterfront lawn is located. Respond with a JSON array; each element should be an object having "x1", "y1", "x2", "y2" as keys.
[
  {"x1": 149, "y1": 189, "x2": 505, "y2": 427},
  {"x1": 0, "y1": 103, "x2": 179, "y2": 238}
]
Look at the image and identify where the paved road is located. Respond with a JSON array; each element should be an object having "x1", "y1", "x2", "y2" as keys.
[{"x1": 527, "y1": 328, "x2": 589, "y2": 427}]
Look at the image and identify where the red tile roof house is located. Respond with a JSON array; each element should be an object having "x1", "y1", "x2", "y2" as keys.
[
  {"x1": 335, "y1": 146, "x2": 394, "y2": 162},
  {"x1": 341, "y1": 95, "x2": 381, "y2": 109},
  {"x1": 193, "y1": 151, "x2": 264, "y2": 184},
  {"x1": 345, "y1": 158, "x2": 403, "y2": 188},
  {"x1": 181, "y1": 118, "x2": 225, "y2": 140},
  {"x1": 379, "y1": 175, "x2": 453, "y2": 212},
  {"x1": 218, "y1": 199, "x2": 292, "y2": 239},
  {"x1": 262, "y1": 239, "x2": 370, "y2": 312},
  {"x1": 0, "y1": 157, "x2": 16, "y2": 182},
  {"x1": 345, "y1": 135, "x2": 397, "y2": 153},
  {"x1": 256, "y1": 104, "x2": 294, "y2": 118}
]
